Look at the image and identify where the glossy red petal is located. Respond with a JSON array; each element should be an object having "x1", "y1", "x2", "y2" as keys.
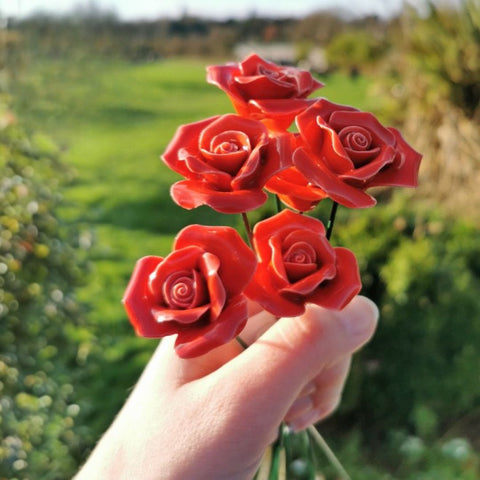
[
  {"x1": 148, "y1": 246, "x2": 203, "y2": 301},
  {"x1": 281, "y1": 262, "x2": 336, "y2": 296},
  {"x1": 248, "y1": 98, "x2": 320, "y2": 130},
  {"x1": 308, "y1": 98, "x2": 359, "y2": 121},
  {"x1": 151, "y1": 305, "x2": 210, "y2": 325},
  {"x1": 162, "y1": 116, "x2": 220, "y2": 178},
  {"x1": 199, "y1": 252, "x2": 226, "y2": 321},
  {"x1": 245, "y1": 266, "x2": 306, "y2": 318},
  {"x1": 252, "y1": 209, "x2": 326, "y2": 262},
  {"x1": 339, "y1": 145, "x2": 396, "y2": 183},
  {"x1": 307, "y1": 247, "x2": 362, "y2": 310},
  {"x1": 235, "y1": 75, "x2": 296, "y2": 99},
  {"x1": 293, "y1": 147, "x2": 377, "y2": 208},
  {"x1": 170, "y1": 179, "x2": 268, "y2": 213},
  {"x1": 174, "y1": 295, "x2": 248, "y2": 358},
  {"x1": 174, "y1": 224, "x2": 257, "y2": 297},
  {"x1": 123, "y1": 256, "x2": 179, "y2": 338},
  {"x1": 297, "y1": 111, "x2": 353, "y2": 174},
  {"x1": 266, "y1": 168, "x2": 327, "y2": 212},
  {"x1": 329, "y1": 111, "x2": 396, "y2": 147},
  {"x1": 368, "y1": 128, "x2": 422, "y2": 188}
]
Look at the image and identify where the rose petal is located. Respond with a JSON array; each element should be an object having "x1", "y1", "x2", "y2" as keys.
[
  {"x1": 329, "y1": 111, "x2": 396, "y2": 147},
  {"x1": 123, "y1": 256, "x2": 179, "y2": 338},
  {"x1": 340, "y1": 145, "x2": 396, "y2": 184},
  {"x1": 307, "y1": 247, "x2": 362, "y2": 310},
  {"x1": 199, "y1": 252, "x2": 226, "y2": 322},
  {"x1": 253, "y1": 209, "x2": 326, "y2": 253},
  {"x1": 162, "y1": 116, "x2": 221, "y2": 178},
  {"x1": 367, "y1": 128, "x2": 422, "y2": 188},
  {"x1": 148, "y1": 246, "x2": 204, "y2": 302},
  {"x1": 181, "y1": 149, "x2": 233, "y2": 190},
  {"x1": 151, "y1": 305, "x2": 210, "y2": 324},
  {"x1": 174, "y1": 224, "x2": 257, "y2": 297},
  {"x1": 245, "y1": 265, "x2": 307, "y2": 318},
  {"x1": 266, "y1": 167, "x2": 327, "y2": 212},
  {"x1": 284, "y1": 262, "x2": 318, "y2": 282},
  {"x1": 293, "y1": 147, "x2": 377, "y2": 208},
  {"x1": 174, "y1": 295, "x2": 248, "y2": 358},
  {"x1": 170, "y1": 179, "x2": 268, "y2": 213},
  {"x1": 281, "y1": 262, "x2": 336, "y2": 296}
]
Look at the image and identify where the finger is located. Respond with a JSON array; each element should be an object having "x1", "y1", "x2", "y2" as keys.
[
  {"x1": 284, "y1": 356, "x2": 352, "y2": 431},
  {"x1": 137, "y1": 334, "x2": 244, "y2": 391},
  {"x1": 238, "y1": 308, "x2": 277, "y2": 346},
  {"x1": 214, "y1": 296, "x2": 378, "y2": 427}
]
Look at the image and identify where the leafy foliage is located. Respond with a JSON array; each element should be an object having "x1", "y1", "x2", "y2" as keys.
[
  {"x1": 0, "y1": 113, "x2": 91, "y2": 479},
  {"x1": 331, "y1": 195, "x2": 480, "y2": 463}
]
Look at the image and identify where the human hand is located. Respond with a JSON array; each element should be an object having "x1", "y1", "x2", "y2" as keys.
[{"x1": 75, "y1": 295, "x2": 378, "y2": 480}]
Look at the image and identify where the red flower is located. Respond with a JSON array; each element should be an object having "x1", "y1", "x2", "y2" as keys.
[
  {"x1": 245, "y1": 210, "x2": 361, "y2": 317},
  {"x1": 207, "y1": 54, "x2": 323, "y2": 129},
  {"x1": 122, "y1": 225, "x2": 257, "y2": 358},
  {"x1": 293, "y1": 99, "x2": 423, "y2": 208},
  {"x1": 162, "y1": 114, "x2": 293, "y2": 213},
  {"x1": 266, "y1": 166, "x2": 328, "y2": 212}
]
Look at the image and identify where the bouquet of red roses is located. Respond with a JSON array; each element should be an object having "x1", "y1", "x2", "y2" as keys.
[{"x1": 122, "y1": 53, "x2": 422, "y2": 477}]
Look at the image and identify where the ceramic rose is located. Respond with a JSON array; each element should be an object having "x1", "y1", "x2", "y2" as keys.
[
  {"x1": 245, "y1": 210, "x2": 361, "y2": 317},
  {"x1": 293, "y1": 99, "x2": 423, "y2": 208},
  {"x1": 162, "y1": 113, "x2": 293, "y2": 213},
  {"x1": 207, "y1": 53, "x2": 324, "y2": 129},
  {"x1": 123, "y1": 224, "x2": 256, "y2": 358}
]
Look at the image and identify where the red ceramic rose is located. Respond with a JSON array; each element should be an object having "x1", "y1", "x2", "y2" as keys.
[
  {"x1": 245, "y1": 209, "x2": 361, "y2": 318},
  {"x1": 122, "y1": 224, "x2": 256, "y2": 358},
  {"x1": 293, "y1": 99, "x2": 423, "y2": 208},
  {"x1": 162, "y1": 113, "x2": 293, "y2": 214},
  {"x1": 266, "y1": 165, "x2": 328, "y2": 212},
  {"x1": 207, "y1": 53, "x2": 324, "y2": 129}
]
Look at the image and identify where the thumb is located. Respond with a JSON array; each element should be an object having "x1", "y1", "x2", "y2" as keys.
[{"x1": 216, "y1": 296, "x2": 378, "y2": 425}]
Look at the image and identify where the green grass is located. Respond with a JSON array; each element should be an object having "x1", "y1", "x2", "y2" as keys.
[
  {"x1": 11, "y1": 57, "x2": 373, "y2": 333},
  {"x1": 10, "y1": 55, "x2": 480, "y2": 479},
  {"x1": 10, "y1": 56, "x2": 378, "y2": 437}
]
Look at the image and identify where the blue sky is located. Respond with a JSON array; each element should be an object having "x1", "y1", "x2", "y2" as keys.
[{"x1": 2, "y1": 0, "x2": 412, "y2": 20}]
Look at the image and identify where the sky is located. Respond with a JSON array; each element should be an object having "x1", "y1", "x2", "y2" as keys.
[{"x1": 1, "y1": 0, "x2": 411, "y2": 21}]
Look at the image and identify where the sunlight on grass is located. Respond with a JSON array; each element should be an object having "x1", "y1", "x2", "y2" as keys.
[{"x1": 12, "y1": 57, "x2": 373, "y2": 334}]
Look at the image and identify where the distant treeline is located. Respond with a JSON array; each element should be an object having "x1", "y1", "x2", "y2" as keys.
[{"x1": 4, "y1": 9, "x2": 394, "y2": 64}]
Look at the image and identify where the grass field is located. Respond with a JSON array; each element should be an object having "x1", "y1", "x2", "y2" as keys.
[
  {"x1": 12, "y1": 57, "x2": 373, "y2": 334},
  {"x1": 9, "y1": 55, "x2": 480, "y2": 480},
  {"x1": 9, "y1": 56, "x2": 378, "y2": 442},
  {"x1": 10, "y1": 56, "x2": 376, "y2": 435}
]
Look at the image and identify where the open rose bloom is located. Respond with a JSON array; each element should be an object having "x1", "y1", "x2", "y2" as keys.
[
  {"x1": 293, "y1": 99, "x2": 423, "y2": 208},
  {"x1": 124, "y1": 53, "x2": 422, "y2": 358},
  {"x1": 245, "y1": 210, "x2": 361, "y2": 317},
  {"x1": 163, "y1": 113, "x2": 294, "y2": 213},
  {"x1": 207, "y1": 53, "x2": 324, "y2": 129},
  {"x1": 123, "y1": 224, "x2": 256, "y2": 358}
]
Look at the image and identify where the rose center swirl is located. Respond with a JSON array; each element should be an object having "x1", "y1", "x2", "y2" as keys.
[
  {"x1": 163, "y1": 270, "x2": 200, "y2": 309},
  {"x1": 338, "y1": 125, "x2": 372, "y2": 151},
  {"x1": 210, "y1": 130, "x2": 250, "y2": 155},
  {"x1": 283, "y1": 241, "x2": 317, "y2": 265}
]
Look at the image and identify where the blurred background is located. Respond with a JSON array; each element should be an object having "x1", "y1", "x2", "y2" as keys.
[{"x1": 1, "y1": 0, "x2": 479, "y2": 478}]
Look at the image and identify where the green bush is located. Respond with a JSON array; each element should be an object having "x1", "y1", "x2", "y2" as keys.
[
  {"x1": 0, "y1": 113, "x2": 91, "y2": 479},
  {"x1": 330, "y1": 194, "x2": 480, "y2": 447}
]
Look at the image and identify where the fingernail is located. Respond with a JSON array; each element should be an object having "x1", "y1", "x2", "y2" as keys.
[
  {"x1": 286, "y1": 408, "x2": 321, "y2": 433},
  {"x1": 341, "y1": 296, "x2": 378, "y2": 339},
  {"x1": 299, "y1": 381, "x2": 316, "y2": 396},
  {"x1": 285, "y1": 394, "x2": 314, "y2": 421}
]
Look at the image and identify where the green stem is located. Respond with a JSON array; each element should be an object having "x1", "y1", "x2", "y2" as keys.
[
  {"x1": 241, "y1": 212, "x2": 254, "y2": 247},
  {"x1": 307, "y1": 425, "x2": 352, "y2": 480},
  {"x1": 235, "y1": 336, "x2": 248, "y2": 350},
  {"x1": 275, "y1": 195, "x2": 282, "y2": 214},
  {"x1": 326, "y1": 201, "x2": 339, "y2": 241}
]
